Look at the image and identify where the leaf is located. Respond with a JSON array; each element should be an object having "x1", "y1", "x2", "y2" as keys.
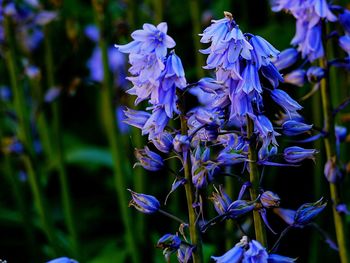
[
  {"x1": 65, "y1": 146, "x2": 113, "y2": 169},
  {"x1": 87, "y1": 242, "x2": 127, "y2": 263}
]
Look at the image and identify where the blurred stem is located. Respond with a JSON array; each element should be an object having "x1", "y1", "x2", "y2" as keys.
[
  {"x1": 247, "y1": 116, "x2": 267, "y2": 247},
  {"x1": 44, "y1": 25, "x2": 79, "y2": 258},
  {"x1": 225, "y1": 168, "x2": 235, "y2": 250},
  {"x1": 153, "y1": 0, "x2": 163, "y2": 24},
  {"x1": 125, "y1": 0, "x2": 136, "y2": 29},
  {"x1": 23, "y1": 155, "x2": 59, "y2": 255},
  {"x1": 179, "y1": 95, "x2": 203, "y2": 263},
  {"x1": 92, "y1": 2, "x2": 139, "y2": 263},
  {"x1": 319, "y1": 50, "x2": 349, "y2": 263},
  {"x1": 189, "y1": 0, "x2": 205, "y2": 78},
  {"x1": 3, "y1": 16, "x2": 33, "y2": 153}
]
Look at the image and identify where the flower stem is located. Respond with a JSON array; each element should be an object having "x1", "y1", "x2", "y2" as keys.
[
  {"x1": 92, "y1": 2, "x2": 139, "y2": 263},
  {"x1": 246, "y1": 116, "x2": 267, "y2": 247},
  {"x1": 44, "y1": 24, "x2": 79, "y2": 259},
  {"x1": 189, "y1": 0, "x2": 205, "y2": 78},
  {"x1": 159, "y1": 209, "x2": 187, "y2": 225},
  {"x1": 319, "y1": 54, "x2": 349, "y2": 263},
  {"x1": 179, "y1": 95, "x2": 203, "y2": 263}
]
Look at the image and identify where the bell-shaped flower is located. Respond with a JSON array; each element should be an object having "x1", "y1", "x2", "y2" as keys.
[
  {"x1": 243, "y1": 239, "x2": 269, "y2": 262},
  {"x1": 272, "y1": 48, "x2": 299, "y2": 70},
  {"x1": 157, "y1": 234, "x2": 182, "y2": 260},
  {"x1": 339, "y1": 35, "x2": 350, "y2": 56},
  {"x1": 284, "y1": 146, "x2": 318, "y2": 163},
  {"x1": 173, "y1": 134, "x2": 190, "y2": 153},
  {"x1": 123, "y1": 107, "x2": 151, "y2": 130},
  {"x1": 260, "y1": 191, "x2": 281, "y2": 208},
  {"x1": 339, "y1": 9, "x2": 350, "y2": 34},
  {"x1": 261, "y1": 62, "x2": 284, "y2": 88},
  {"x1": 46, "y1": 257, "x2": 78, "y2": 263},
  {"x1": 209, "y1": 185, "x2": 233, "y2": 215},
  {"x1": 250, "y1": 35, "x2": 280, "y2": 69},
  {"x1": 142, "y1": 107, "x2": 169, "y2": 138},
  {"x1": 134, "y1": 146, "x2": 164, "y2": 171},
  {"x1": 306, "y1": 66, "x2": 325, "y2": 83},
  {"x1": 282, "y1": 120, "x2": 313, "y2": 136},
  {"x1": 284, "y1": 69, "x2": 306, "y2": 87},
  {"x1": 151, "y1": 132, "x2": 173, "y2": 153},
  {"x1": 128, "y1": 189, "x2": 160, "y2": 214},
  {"x1": 324, "y1": 157, "x2": 341, "y2": 184},
  {"x1": 270, "y1": 89, "x2": 303, "y2": 116},
  {"x1": 227, "y1": 200, "x2": 256, "y2": 219},
  {"x1": 211, "y1": 245, "x2": 244, "y2": 263},
  {"x1": 236, "y1": 62, "x2": 262, "y2": 94},
  {"x1": 177, "y1": 244, "x2": 194, "y2": 263},
  {"x1": 294, "y1": 197, "x2": 327, "y2": 226}
]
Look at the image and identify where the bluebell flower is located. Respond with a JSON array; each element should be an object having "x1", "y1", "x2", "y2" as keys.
[
  {"x1": 123, "y1": 107, "x2": 151, "y2": 130},
  {"x1": 151, "y1": 132, "x2": 173, "y2": 153},
  {"x1": 306, "y1": 66, "x2": 326, "y2": 83},
  {"x1": 324, "y1": 157, "x2": 341, "y2": 183},
  {"x1": 116, "y1": 22, "x2": 175, "y2": 59},
  {"x1": 272, "y1": 48, "x2": 299, "y2": 70},
  {"x1": 209, "y1": 185, "x2": 233, "y2": 215},
  {"x1": 173, "y1": 134, "x2": 190, "y2": 153},
  {"x1": 177, "y1": 244, "x2": 194, "y2": 263},
  {"x1": 134, "y1": 146, "x2": 164, "y2": 171},
  {"x1": 211, "y1": 245, "x2": 245, "y2": 263},
  {"x1": 339, "y1": 35, "x2": 350, "y2": 56},
  {"x1": 336, "y1": 204, "x2": 350, "y2": 215},
  {"x1": 283, "y1": 69, "x2": 306, "y2": 87},
  {"x1": 282, "y1": 120, "x2": 313, "y2": 136},
  {"x1": 250, "y1": 35, "x2": 280, "y2": 69},
  {"x1": 142, "y1": 107, "x2": 169, "y2": 138},
  {"x1": 227, "y1": 200, "x2": 256, "y2": 219},
  {"x1": 243, "y1": 239, "x2": 269, "y2": 262},
  {"x1": 270, "y1": 89, "x2": 302, "y2": 116},
  {"x1": 157, "y1": 234, "x2": 182, "y2": 259},
  {"x1": 260, "y1": 191, "x2": 280, "y2": 208},
  {"x1": 0, "y1": 86, "x2": 11, "y2": 101},
  {"x1": 84, "y1": 24, "x2": 100, "y2": 43},
  {"x1": 254, "y1": 115, "x2": 279, "y2": 147},
  {"x1": 128, "y1": 189, "x2": 160, "y2": 214},
  {"x1": 335, "y1": 125, "x2": 347, "y2": 142},
  {"x1": 294, "y1": 197, "x2": 327, "y2": 226},
  {"x1": 284, "y1": 146, "x2": 318, "y2": 163},
  {"x1": 273, "y1": 208, "x2": 296, "y2": 226},
  {"x1": 34, "y1": 11, "x2": 57, "y2": 26},
  {"x1": 46, "y1": 257, "x2": 78, "y2": 263},
  {"x1": 261, "y1": 62, "x2": 284, "y2": 88},
  {"x1": 217, "y1": 150, "x2": 248, "y2": 166},
  {"x1": 116, "y1": 107, "x2": 129, "y2": 134},
  {"x1": 339, "y1": 9, "x2": 350, "y2": 34},
  {"x1": 237, "y1": 62, "x2": 262, "y2": 94}
]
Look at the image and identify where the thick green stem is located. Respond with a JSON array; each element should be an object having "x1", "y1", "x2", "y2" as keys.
[
  {"x1": 319, "y1": 55, "x2": 349, "y2": 263},
  {"x1": 189, "y1": 0, "x2": 205, "y2": 78},
  {"x1": 92, "y1": 2, "x2": 139, "y2": 263},
  {"x1": 247, "y1": 116, "x2": 267, "y2": 247},
  {"x1": 44, "y1": 25, "x2": 79, "y2": 258},
  {"x1": 179, "y1": 107, "x2": 203, "y2": 263}
]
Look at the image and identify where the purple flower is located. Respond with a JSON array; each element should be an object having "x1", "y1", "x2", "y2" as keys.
[
  {"x1": 177, "y1": 244, "x2": 194, "y2": 263},
  {"x1": 339, "y1": 35, "x2": 350, "y2": 56},
  {"x1": 142, "y1": 107, "x2": 169, "y2": 138},
  {"x1": 324, "y1": 157, "x2": 341, "y2": 183},
  {"x1": 116, "y1": 22, "x2": 175, "y2": 59},
  {"x1": 294, "y1": 197, "x2": 327, "y2": 226},
  {"x1": 261, "y1": 62, "x2": 284, "y2": 88},
  {"x1": 211, "y1": 245, "x2": 245, "y2": 263},
  {"x1": 46, "y1": 257, "x2": 78, "y2": 263},
  {"x1": 339, "y1": 9, "x2": 350, "y2": 34},
  {"x1": 273, "y1": 208, "x2": 296, "y2": 225},
  {"x1": 282, "y1": 120, "x2": 313, "y2": 136},
  {"x1": 272, "y1": 48, "x2": 299, "y2": 70},
  {"x1": 151, "y1": 132, "x2": 173, "y2": 153},
  {"x1": 270, "y1": 89, "x2": 303, "y2": 116},
  {"x1": 284, "y1": 146, "x2": 318, "y2": 163},
  {"x1": 116, "y1": 107, "x2": 129, "y2": 134},
  {"x1": 260, "y1": 191, "x2": 281, "y2": 208},
  {"x1": 243, "y1": 240, "x2": 269, "y2": 262},
  {"x1": 209, "y1": 185, "x2": 233, "y2": 215},
  {"x1": 0, "y1": 86, "x2": 11, "y2": 101},
  {"x1": 237, "y1": 62, "x2": 262, "y2": 94},
  {"x1": 173, "y1": 134, "x2": 190, "y2": 153},
  {"x1": 123, "y1": 107, "x2": 151, "y2": 130},
  {"x1": 128, "y1": 189, "x2": 160, "y2": 214},
  {"x1": 227, "y1": 200, "x2": 256, "y2": 219},
  {"x1": 157, "y1": 234, "x2": 182, "y2": 259},
  {"x1": 306, "y1": 66, "x2": 326, "y2": 83},
  {"x1": 250, "y1": 35, "x2": 280, "y2": 69},
  {"x1": 134, "y1": 146, "x2": 164, "y2": 171},
  {"x1": 284, "y1": 69, "x2": 306, "y2": 87}
]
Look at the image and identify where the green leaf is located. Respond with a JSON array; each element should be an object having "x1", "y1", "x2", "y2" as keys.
[
  {"x1": 65, "y1": 146, "x2": 113, "y2": 169},
  {"x1": 87, "y1": 242, "x2": 128, "y2": 263}
]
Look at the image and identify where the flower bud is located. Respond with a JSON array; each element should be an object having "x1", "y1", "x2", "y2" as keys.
[
  {"x1": 227, "y1": 200, "x2": 255, "y2": 219},
  {"x1": 128, "y1": 189, "x2": 160, "y2": 214},
  {"x1": 260, "y1": 191, "x2": 280, "y2": 208},
  {"x1": 157, "y1": 234, "x2": 181, "y2": 251},
  {"x1": 335, "y1": 125, "x2": 347, "y2": 142},
  {"x1": 283, "y1": 146, "x2": 318, "y2": 163},
  {"x1": 306, "y1": 66, "x2": 325, "y2": 83},
  {"x1": 272, "y1": 48, "x2": 299, "y2": 70},
  {"x1": 270, "y1": 89, "x2": 303, "y2": 115},
  {"x1": 284, "y1": 69, "x2": 306, "y2": 87},
  {"x1": 173, "y1": 134, "x2": 190, "y2": 152},
  {"x1": 177, "y1": 244, "x2": 194, "y2": 263},
  {"x1": 151, "y1": 132, "x2": 173, "y2": 153},
  {"x1": 294, "y1": 197, "x2": 327, "y2": 226},
  {"x1": 273, "y1": 208, "x2": 296, "y2": 226},
  {"x1": 134, "y1": 147, "x2": 163, "y2": 171},
  {"x1": 282, "y1": 120, "x2": 312, "y2": 136},
  {"x1": 324, "y1": 157, "x2": 341, "y2": 183}
]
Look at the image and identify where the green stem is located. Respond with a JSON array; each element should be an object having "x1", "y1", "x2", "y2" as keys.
[
  {"x1": 319, "y1": 54, "x2": 349, "y2": 263},
  {"x1": 225, "y1": 168, "x2": 235, "y2": 250},
  {"x1": 92, "y1": 2, "x2": 139, "y2": 263},
  {"x1": 189, "y1": 0, "x2": 205, "y2": 78},
  {"x1": 179, "y1": 104, "x2": 203, "y2": 263},
  {"x1": 44, "y1": 25, "x2": 79, "y2": 258},
  {"x1": 23, "y1": 155, "x2": 59, "y2": 255},
  {"x1": 153, "y1": 0, "x2": 163, "y2": 24},
  {"x1": 246, "y1": 116, "x2": 267, "y2": 247}
]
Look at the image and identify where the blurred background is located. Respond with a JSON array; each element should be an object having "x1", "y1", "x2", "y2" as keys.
[{"x1": 0, "y1": 0, "x2": 350, "y2": 262}]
